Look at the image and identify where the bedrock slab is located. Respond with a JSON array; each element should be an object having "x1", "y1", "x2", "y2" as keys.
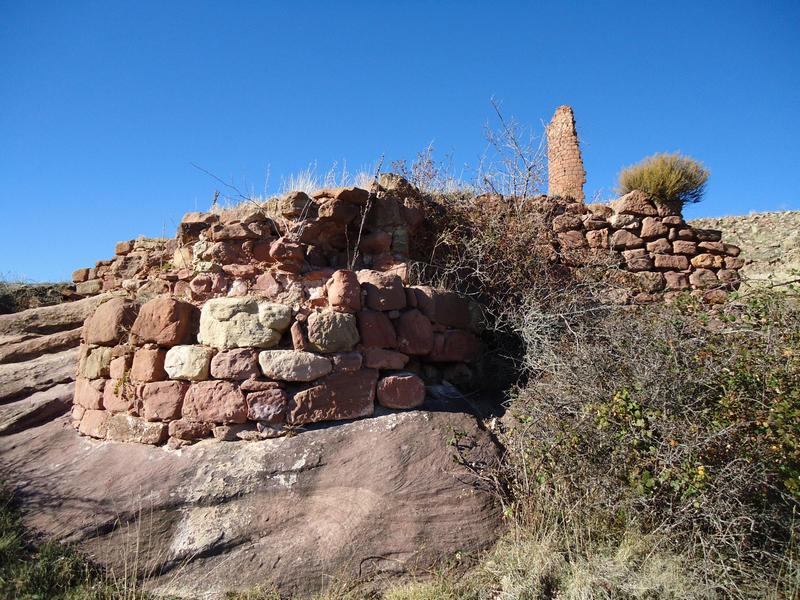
[{"x1": 0, "y1": 405, "x2": 500, "y2": 598}]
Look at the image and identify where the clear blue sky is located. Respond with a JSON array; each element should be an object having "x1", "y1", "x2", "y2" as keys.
[{"x1": 2, "y1": 1, "x2": 798, "y2": 282}]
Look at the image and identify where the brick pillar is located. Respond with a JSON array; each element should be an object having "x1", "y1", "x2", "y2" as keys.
[{"x1": 547, "y1": 105, "x2": 586, "y2": 202}]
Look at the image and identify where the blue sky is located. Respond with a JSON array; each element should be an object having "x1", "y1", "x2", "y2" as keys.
[{"x1": 1, "y1": 1, "x2": 798, "y2": 282}]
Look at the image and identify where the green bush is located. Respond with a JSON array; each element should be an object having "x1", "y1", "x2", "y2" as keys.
[{"x1": 617, "y1": 152, "x2": 709, "y2": 212}]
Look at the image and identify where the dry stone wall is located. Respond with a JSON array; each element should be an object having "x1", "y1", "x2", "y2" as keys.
[
  {"x1": 70, "y1": 177, "x2": 483, "y2": 446},
  {"x1": 690, "y1": 211, "x2": 800, "y2": 288},
  {"x1": 68, "y1": 171, "x2": 744, "y2": 446},
  {"x1": 550, "y1": 190, "x2": 743, "y2": 303}
]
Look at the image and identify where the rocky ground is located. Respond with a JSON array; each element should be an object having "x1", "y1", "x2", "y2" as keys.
[
  {"x1": 0, "y1": 395, "x2": 500, "y2": 598},
  {"x1": 690, "y1": 210, "x2": 800, "y2": 288},
  {"x1": 0, "y1": 281, "x2": 79, "y2": 314},
  {"x1": 0, "y1": 293, "x2": 119, "y2": 435}
]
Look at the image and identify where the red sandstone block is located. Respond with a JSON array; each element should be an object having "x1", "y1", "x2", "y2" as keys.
[
  {"x1": 130, "y1": 297, "x2": 196, "y2": 346},
  {"x1": 74, "y1": 377, "x2": 105, "y2": 410},
  {"x1": 672, "y1": 240, "x2": 697, "y2": 255},
  {"x1": 287, "y1": 369, "x2": 378, "y2": 426},
  {"x1": 79, "y1": 409, "x2": 109, "y2": 439},
  {"x1": 168, "y1": 419, "x2": 214, "y2": 440},
  {"x1": 72, "y1": 268, "x2": 90, "y2": 283},
  {"x1": 103, "y1": 380, "x2": 135, "y2": 414},
  {"x1": 395, "y1": 309, "x2": 434, "y2": 355},
  {"x1": 363, "y1": 348, "x2": 410, "y2": 370},
  {"x1": 84, "y1": 298, "x2": 138, "y2": 346},
  {"x1": 664, "y1": 271, "x2": 690, "y2": 291},
  {"x1": 210, "y1": 348, "x2": 260, "y2": 380},
  {"x1": 356, "y1": 310, "x2": 397, "y2": 348},
  {"x1": 640, "y1": 217, "x2": 668, "y2": 240},
  {"x1": 653, "y1": 254, "x2": 689, "y2": 271},
  {"x1": 246, "y1": 389, "x2": 288, "y2": 423},
  {"x1": 689, "y1": 268, "x2": 719, "y2": 289},
  {"x1": 141, "y1": 380, "x2": 189, "y2": 421},
  {"x1": 183, "y1": 380, "x2": 247, "y2": 424},
  {"x1": 357, "y1": 270, "x2": 406, "y2": 311},
  {"x1": 130, "y1": 348, "x2": 168, "y2": 383},
  {"x1": 377, "y1": 373, "x2": 425, "y2": 410},
  {"x1": 326, "y1": 270, "x2": 362, "y2": 313}
]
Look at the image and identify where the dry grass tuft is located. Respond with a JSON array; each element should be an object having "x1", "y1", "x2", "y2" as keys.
[{"x1": 618, "y1": 152, "x2": 709, "y2": 212}]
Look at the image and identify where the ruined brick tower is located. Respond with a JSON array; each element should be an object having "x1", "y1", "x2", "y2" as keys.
[{"x1": 547, "y1": 105, "x2": 586, "y2": 201}]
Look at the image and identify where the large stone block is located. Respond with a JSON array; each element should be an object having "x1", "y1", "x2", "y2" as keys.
[
  {"x1": 183, "y1": 380, "x2": 247, "y2": 424},
  {"x1": 131, "y1": 296, "x2": 196, "y2": 346},
  {"x1": 258, "y1": 350, "x2": 332, "y2": 382},
  {"x1": 377, "y1": 373, "x2": 425, "y2": 409},
  {"x1": 130, "y1": 348, "x2": 167, "y2": 383},
  {"x1": 639, "y1": 217, "x2": 668, "y2": 240},
  {"x1": 80, "y1": 346, "x2": 113, "y2": 379},
  {"x1": 84, "y1": 298, "x2": 137, "y2": 346},
  {"x1": 246, "y1": 389, "x2": 288, "y2": 423},
  {"x1": 691, "y1": 253, "x2": 724, "y2": 269},
  {"x1": 210, "y1": 348, "x2": 260, "y2": 380},
  {"x1": 664, "y1": 271, "x2": 690, "y2": 291},
  {"x1": 164, "y1": 345, "x2": 214, "y2": 381},
  {"x1": 168, "y1": 419, "x2": 214, "y2": 441},
  {"x1": 357, "y1": 270, "x2": 406, "y2": 311},
  {"x1": 307, "y1": 311, "x2": 359, "y2": 353},
  {"x1": 610, "y1": 190, "x2": 658, "y2": 216},
  {"x1": 103, "y1": 379, "x2": 135, "y2": 413},
  {"x1": 106, "y1": 414, "x2": 168, "y2": 445},
  {"x1": 140, "y1": 380, "x2": 189, "y2": 421},
  {"x1": 198, "y1": 297, "x2": 291, "y2": 349},
  {"x1": 325, "y1": 270, "x2": 362, "y2": 313},
  {"x1": 287, "y1": 369, "x2": 378, "y2": 425},
  {"x1": 363, "y1": 348, "x2": 409, "y2": 370},
  {"x1": 653, "y1": 254, "x2": 690, "y2": 271},
  {"x1": 356, "y1": 310, "x2": 397, "y2": 348},
  {"x1": 395, "y1": 309, "x2": 434, "y2": 355},
  {"x1": 672, "y1": 240, "x2": 697, "y2": 255},
  {"x1": 689, "y1": 268, "x2": 719, "y2": 289},
  {"x1": 610, "y1": 230, "x2": 644, "y2": 251},
  {"x1": 78, "y1": 409, "x2": 109, "y2": 439},
  {"x1": 74, "y1": 377, "x2": 106, "y2": 410}
]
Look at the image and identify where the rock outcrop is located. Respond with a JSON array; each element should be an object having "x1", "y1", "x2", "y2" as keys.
[
  {"x1": 0, "y1": 398, "x2": 501, "y2": 598},
  {"x1": 0, "y1": 293, "x2": 119, "y2": 434}
]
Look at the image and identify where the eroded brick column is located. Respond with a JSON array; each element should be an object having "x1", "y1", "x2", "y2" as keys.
[{"x1": 547, "y1": 105, "x2": 586, "y2": 202}]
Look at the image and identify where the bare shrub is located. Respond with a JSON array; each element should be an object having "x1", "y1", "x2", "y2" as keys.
[{"x1": 478, "y1": 98, "x2": 546, "y2": 200}]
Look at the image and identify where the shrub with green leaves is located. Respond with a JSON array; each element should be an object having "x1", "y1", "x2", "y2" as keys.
[
  {"x1": 502, "y1": 289, "x2": 800, "y2": 596},
  {"x1": 617, "y1": 152, "x2": 709, "y2": 212}
]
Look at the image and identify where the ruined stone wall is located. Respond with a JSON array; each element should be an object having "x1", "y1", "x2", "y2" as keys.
[
  {"x1": 70, "y1": 177, "x2": 483, "y2": 446},
  {"x1": 550, "y1": 190, "x2": 743, "y2": 303},
  {"x1": 690, "y1": 211, "x2": 800, "y2": 288},
  {"x1": 68, "y1": 173, "x2": 744, "y2": 446},
  {"x1": 547, "y1": 105, "x2": 586, "y2": 201}
]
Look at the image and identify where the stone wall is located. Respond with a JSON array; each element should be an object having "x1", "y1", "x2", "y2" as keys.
[
  {"x1": 70, "y1": 177, "x2": 483, "y2": 446},
  {"x1": 547, "y1": 105, "x2": 586, "y2": 201},
  {"x1": 68, "y1": 172, "x2": 744, "y2": 446},
  {"x1": 691, "y1": 211, "x2": 800, "y2": 288},
  {"x1": 551, "y1": 190, "x2": 743, "y2": 303}
]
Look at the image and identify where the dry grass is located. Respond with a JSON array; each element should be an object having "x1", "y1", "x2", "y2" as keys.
[{"x1": 617, "y1": 152, "x2": 709, "y2": 213}]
